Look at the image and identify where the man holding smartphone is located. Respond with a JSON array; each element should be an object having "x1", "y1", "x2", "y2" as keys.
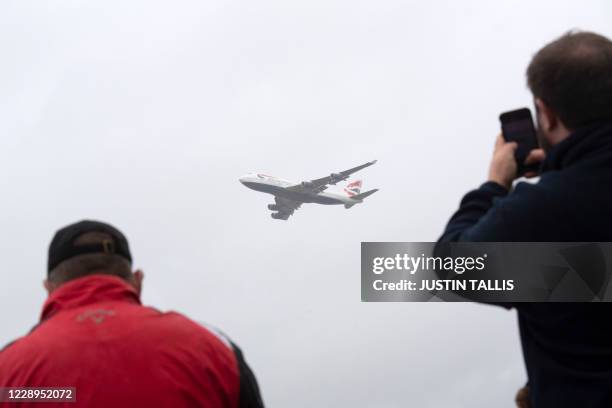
[{"x1": 437, "y1": 31, "x2": 612, "y2": 407}]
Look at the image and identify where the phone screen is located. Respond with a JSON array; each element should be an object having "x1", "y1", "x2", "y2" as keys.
[{"x1": 500, "y1": 108, "x2": 539, "y2": 174}]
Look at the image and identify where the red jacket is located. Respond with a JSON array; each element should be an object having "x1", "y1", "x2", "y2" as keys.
[{"x1": 0, "y1": 275, "x2": 263, "y2": 408}]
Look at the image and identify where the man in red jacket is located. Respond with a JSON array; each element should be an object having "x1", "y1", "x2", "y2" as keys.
[{"x1": 0, "y1": 220, "x2": 264, "y2": 408}]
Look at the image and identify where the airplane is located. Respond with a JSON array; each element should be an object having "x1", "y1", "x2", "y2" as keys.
[{"x1": 239, "y1": 160, "x2": 379, "y2": 220}]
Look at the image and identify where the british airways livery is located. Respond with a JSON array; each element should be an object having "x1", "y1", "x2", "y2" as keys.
[{"x1": 239, "y1": 160, "x2": 379, "y2": 220}]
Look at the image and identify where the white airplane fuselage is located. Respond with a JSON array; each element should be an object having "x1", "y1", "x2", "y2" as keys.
[{"x1": 239, "y1": 173, "x2": 359, "y2": 206}]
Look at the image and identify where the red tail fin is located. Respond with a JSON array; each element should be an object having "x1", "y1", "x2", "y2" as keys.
[{"x1": 344, "y1": 180, "x2": 362, "y2": 197}]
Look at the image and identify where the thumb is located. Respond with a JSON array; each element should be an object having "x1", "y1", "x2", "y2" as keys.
[
  {"x1": 525, "y1": 148, "x2": 546, "y2": 165},
  {"x1": 495, "y1": 133, "x2": 505, "y2": 149},
  {"x1": 505, "y1": 141, "x2": 518, "y2": 152}
]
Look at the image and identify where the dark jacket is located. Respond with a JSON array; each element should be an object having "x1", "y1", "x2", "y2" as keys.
[
  {"x1": 438, "y1": 122, "x2": 612, "y2": 407},
  {"x1": 0, "y1": 275, "x2": 264, "y2": 408}
]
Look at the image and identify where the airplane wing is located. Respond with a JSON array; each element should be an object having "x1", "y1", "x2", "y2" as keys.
[
  {"x1": 270, "y1": 196, "x2": 302, "y2": 220},
  {"x1": 287, "y1": 160, "x2": 377, "y2": 194}
]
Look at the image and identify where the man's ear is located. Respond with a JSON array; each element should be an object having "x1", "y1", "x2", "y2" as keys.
[
  {"x1": 43, "y1": 279, "x2": 56, "y2": 295},
  {"x1": 131, "y1": 269, "x2": 144, "y2": 296},
  {"x1": 535, "y1": 98, "x2": 558, "y2": 132}
]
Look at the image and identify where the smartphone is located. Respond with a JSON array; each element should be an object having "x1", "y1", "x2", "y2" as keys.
[{"x1": 499, "y1": 107, "x2": 540, "y2": 175}]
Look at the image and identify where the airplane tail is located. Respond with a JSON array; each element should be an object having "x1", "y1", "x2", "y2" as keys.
[
  {"x1": 351, "y1": 188, "x2": 379, "y2": 201},
  {"x1": 344, "y1": 180, "x2": 362, "y2": 197},
  {"x1": 344, "y1": 188, "x2": 379, "y2": 208}
]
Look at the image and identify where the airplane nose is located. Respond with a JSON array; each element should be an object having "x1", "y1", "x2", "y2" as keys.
[{"x1": 238, "y1": 176, "x2": 248, "y2": 185}]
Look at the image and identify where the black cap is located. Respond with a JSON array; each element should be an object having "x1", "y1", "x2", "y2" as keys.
[{"x1": 48, "y1": 220, "x2": 132, "y2": 274}]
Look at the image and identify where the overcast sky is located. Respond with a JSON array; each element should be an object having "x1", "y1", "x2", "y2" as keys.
[{"x1": 1, "y1": 1, "x2": 611, "y2": 407}]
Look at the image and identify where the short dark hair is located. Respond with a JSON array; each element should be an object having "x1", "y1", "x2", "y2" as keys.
[
  {"x1": 48, "y1": 232, "x2": 132, "y2": 284},
  {"x1": 527, "y1": 30, "x2": 612, "y2": 129}
]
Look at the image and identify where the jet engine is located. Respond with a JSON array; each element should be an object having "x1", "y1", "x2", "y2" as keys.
[
  {"x1": 268, "y1": 204, "x2": 279, "y2": 211},
  {"x1": 330, "y1": 172, "x2": 343, "y2": 184},
  {"x1": 271, "y1": 212, "x2": 288, "y2": 220}
]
